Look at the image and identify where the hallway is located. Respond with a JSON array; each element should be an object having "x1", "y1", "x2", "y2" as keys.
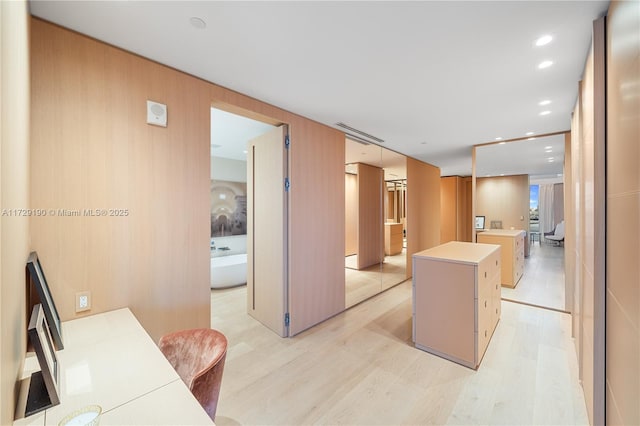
[
  {"x1": 211, "y1": 253, "x2": 587, "y2": 425},
  {"x1": 502, "y1": 241, "x2": 566, "y2": 311}
]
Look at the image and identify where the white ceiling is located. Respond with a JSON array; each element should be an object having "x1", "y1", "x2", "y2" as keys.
[
  {"x1": 29, "y1": 1, "x2": 609, "y2": 177},
  {"x1": 476, "y1": 134, "x2": 566, "y2": 178},
  {"x1": 211, "y1": 108, "x2": 274, "y2": 161}
]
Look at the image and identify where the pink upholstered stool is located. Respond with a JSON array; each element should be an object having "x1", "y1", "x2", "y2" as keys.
[{"x1": 158, "y1": 328, "x2": 227, "y2": 420}]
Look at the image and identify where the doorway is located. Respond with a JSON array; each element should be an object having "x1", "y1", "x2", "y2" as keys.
[
  {"x1": 210, "y1": 107, "x2": 289, "y2": 336},
  {"x1": 474, "y1": 135, "x2": 567, "y2": 312}
]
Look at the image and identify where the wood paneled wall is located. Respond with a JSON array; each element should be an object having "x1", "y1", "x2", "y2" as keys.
[
  {"x1": 564, "y1": 133, "x2": 575, "y2": 314},
  {"x1": 440, "y1": 177, "x2": 457, "y2": 243},
  {"x1": 440, "y1": 176, "x2": 472, "y2": 243},
  {"x1": 406, "y1": 158, "x2": 441, "y2": 278},
  {"x1": 30, "y1": 18, "x2": 346, "y2": 342},
  {"x1": 287, "y1": 121, "x2": 345, "y2": 335},
  {"x1": 570, "y1": 16, "x2": 607, "y2": 425},
  {"x1": 459, "y1": 177, "x2": 472, "y2": 242},
  {"x1": 30, "y1": 19, "x2": 212, "y2": 342},
  {"x1": 0, "y1": 1, "x2": 31, "y2": 423},
  {"x1": 606, "y1": 2, "x2": 640, "y2": 424},
  {"x1": 345, "y1": 173, "x2": 357, "y2": 256},
  {"x1": 356, "y1": 163, "x2": 384, "y2": 270},
  {"x1": 476, "y1": 175, "x2": 530, "y2": 233}
]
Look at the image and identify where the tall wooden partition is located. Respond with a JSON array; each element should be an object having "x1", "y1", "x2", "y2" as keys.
[
  {"x1": 406, "y1": 158, "x2": 441, "y2": 279},
  {"x1": 441, "y1": 176, "x2": 472, "y2": 243},
  {"x1": 356, "y1": 163, "x2": 384, "y2": 270},
  {"x1": 605, "y1": 2, "x2": 639, "y2": 424}
]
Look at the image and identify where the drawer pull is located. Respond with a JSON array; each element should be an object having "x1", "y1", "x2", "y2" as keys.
[
  {"x1": 485, "y1": 330, "x2": 488, "y2": 337},
  {"x1": 484, "y1": 300, "x2": 487, "y2": 308},
  {"x1": 484, "y1": 271, "x2": 487, "y2": 278},
  {"x1": 496, "y1": 260, "x2": 498, "y2": 266}
]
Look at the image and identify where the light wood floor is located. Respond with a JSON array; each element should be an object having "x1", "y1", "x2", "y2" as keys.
[
  {"x1": 501, "y1": 241, "x2": 566, "y2": 311},
  {"x1": 345, "y1": 250, "x2": 408, "y2": 308},
  {"x1": 211, "y1": 268, "x2": 587, "y2": 425}
]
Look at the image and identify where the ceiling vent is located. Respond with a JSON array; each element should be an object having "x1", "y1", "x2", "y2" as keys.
[{"x1": 335, "y1": 122, "x2": 385, "y2": 145}]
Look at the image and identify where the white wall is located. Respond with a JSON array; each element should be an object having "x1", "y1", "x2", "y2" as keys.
[{"x1": 211, "y1": 156, "x2": 247, "y2": 182}]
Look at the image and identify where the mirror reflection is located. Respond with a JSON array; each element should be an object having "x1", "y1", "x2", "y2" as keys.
[
  {"x1": 475, "y1": 135, "x2": 566, "y2": 311},
  {"x1": 345, "y1": 138, "x2": 407, "y2": 308}
]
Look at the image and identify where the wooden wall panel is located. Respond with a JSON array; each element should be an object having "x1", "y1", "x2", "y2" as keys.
[
  {"x1": 440, "y1": 177, "x2": 457, "y2": 243},
  {"x1": 30, "y1": 19, "x2": 212, "y2": 342},
  {"x1": 580, "y1": 35, "x2": 597, "y2": 425},
  {"x1": 0, "y1": 2, "x2": 31, "y2": 423},
  {"x1": 345, "y1": 173, "x2": 357, "y2": 256},
  {"x1": 476, "y1": 175, "x2": 530, "y2": 233},
  {"x1": 606, "y1": 2, "x2": 640, "y2": 425},
  {"x1": 441, "y1": 176, "x2": 472, "y2": 243},
  {"x1": 406, "y1": 158, "x2": 441, "y2": 278},
  {"x1": 564, "y1": 132, "x2": 575, "y2": 314},
  {"x1": 459, "y1": 177, "x2": 472, "y2": 242},
  {"x1": 30, "y1": 18, "x2": 346, "y2": 342},
  {"x1": 287, "y1": 122, "x2": 345, "y2": 335},
  {"x1": 356, "y1": 163, "x2": 384, "y2": 270},
  {"x1": 571, "y1": 88, "x2": 584, "y2": 366},
  {"x1": 571, "y1": 16, "x2": 607, "y2": 425}
]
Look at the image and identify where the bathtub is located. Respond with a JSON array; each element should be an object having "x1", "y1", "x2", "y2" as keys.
[{"x1": 211, "y1": 253, "x2": 247, "y2": 289}]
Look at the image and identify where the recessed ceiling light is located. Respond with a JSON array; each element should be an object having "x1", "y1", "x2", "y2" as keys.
[
  {"x1": 557, "y1": 174, "x2": 563, "y2": 177},
  {"x1": 545, "y1": 146, "x2": 552, "y2": 149},
  {"x1": 539, "y1": 110, "x2": 552, "y2": 116},
  {"x1": 548, "y1": 158, "x2": 555, "y2": 162},
  {"x1": 500, "y1": 174, "x2": 505, "y2": 176},
  {"x1": 545, "y1": 149, "x2": 553, "y2": 152},
  {"x1": 538, "y1": 60, "x2": 554, "y2": 69},
  {"x1": 189, "y1": 17, "x2": 207, "y2": 29},
  {"x1": 495, "y1": 137, "x2": 503, "y2": 141},
  {"x1": 528, "y1": 137, "x2": 537, "y2": 140},
  {"x1": 539, "y1": 100, "x2": 552, "y2": 106},
  {"x1": 526, "y1": 131, "x2": 535, "y2": 136},
  {"x1": 535, "y1": 35, "x2": 553, "y2": 47}
]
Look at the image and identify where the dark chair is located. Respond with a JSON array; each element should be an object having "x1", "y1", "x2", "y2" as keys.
[{"x1": 158, "y1": 329, "x2": 227, "y2": 421}]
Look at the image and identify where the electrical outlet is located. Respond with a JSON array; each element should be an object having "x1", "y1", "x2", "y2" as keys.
[{"x1": 76, "y1": 291, "x2": 91, "y2": 313}]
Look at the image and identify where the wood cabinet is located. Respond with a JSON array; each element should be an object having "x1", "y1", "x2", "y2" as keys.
[
  {"x1": 384, "y1": 223, "x2": 403, "y2": 255},
  {"x1": 412, "y1": 241, "x2": 501, "y2": 369},
  {"x1": 477, "y1": 229, "x2": 525, "y2": 288}
]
